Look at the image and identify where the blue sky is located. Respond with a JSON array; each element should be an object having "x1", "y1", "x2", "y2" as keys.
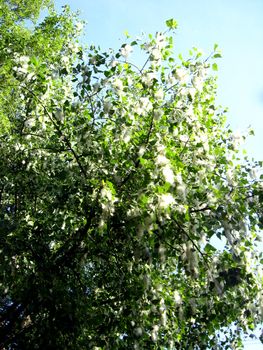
[{"x1": 53, "y1": 1, "x2": 263, "y2": 348}]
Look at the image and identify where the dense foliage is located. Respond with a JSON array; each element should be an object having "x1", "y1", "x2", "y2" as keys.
[{"x1": 0, "y1": 1, "x2": 262, "y2": 348}]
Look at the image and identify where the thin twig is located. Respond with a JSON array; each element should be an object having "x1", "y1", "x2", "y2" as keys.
[{"x1": 172, "y1": 217, "x2": 209, "y2": 263}]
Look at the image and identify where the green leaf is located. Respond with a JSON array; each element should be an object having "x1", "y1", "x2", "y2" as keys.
[
  {"x1": 166, "y1": 18, "x2": 178, "y2": 29},
  {"x1": 123, "y1": 30, "x2": 130, "y2": 38},
  {"x1": 204, "y1": 243, "x2": 217, "y2": 253},
  {"x1": 213, "y1": 53, "x2": 222, "y2": 58},
  {"x1": 212, "y1": 63, "x2": 218, "y2": 71}
]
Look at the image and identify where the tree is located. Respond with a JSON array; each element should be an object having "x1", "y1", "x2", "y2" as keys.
[{"x1": 0, "y1": 2, "x2": 262, "y2": 348}]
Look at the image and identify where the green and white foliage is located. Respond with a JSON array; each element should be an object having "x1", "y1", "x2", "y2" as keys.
[{"x1": 0, "y1": 2, "x2": 262, "y2": 348}]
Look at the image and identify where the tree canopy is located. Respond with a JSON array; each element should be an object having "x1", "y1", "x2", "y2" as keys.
[{"x1": 0, "y1": 1, "x2": 262, "y2": 349}]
